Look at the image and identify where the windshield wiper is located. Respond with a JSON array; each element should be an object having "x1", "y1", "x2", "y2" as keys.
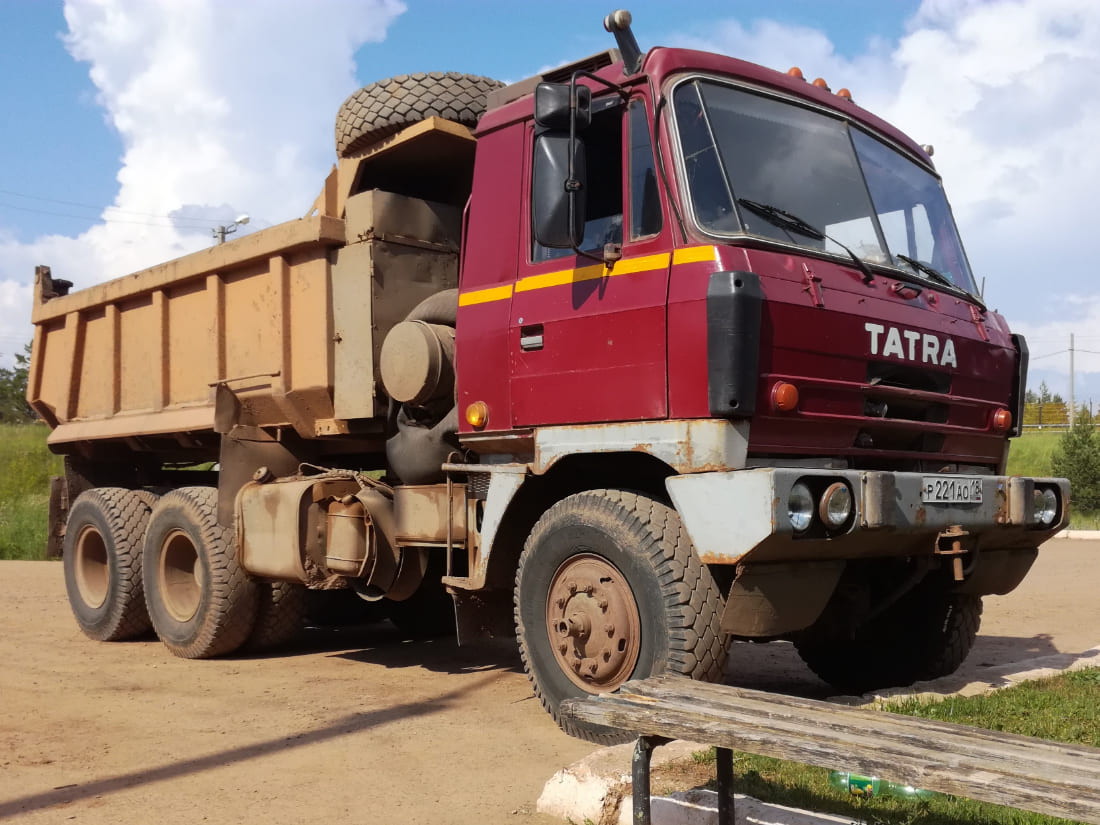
[
  {"x1": 894, "y1": 254, "x2": 954, "y2": 289},
  {"x1": 737, "y1": 198, "x2": 875, "y2": 285}
]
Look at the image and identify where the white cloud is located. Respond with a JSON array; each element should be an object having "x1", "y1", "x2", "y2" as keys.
[
  {"x1": 674, "y1": 0, "x2": 1100, "y2": 400},
  {"x1": 0, "y1": 0, "x2": 404, "y2": 363}
]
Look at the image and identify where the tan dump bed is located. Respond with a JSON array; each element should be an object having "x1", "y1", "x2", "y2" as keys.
[{"x1": 29, "y1": 118, "x2": 472, "y2": 446}]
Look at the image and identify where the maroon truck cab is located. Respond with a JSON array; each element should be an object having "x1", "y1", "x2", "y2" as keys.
[{"x1": 443, "y1": 23, "x2": 1066, "y2": 736}]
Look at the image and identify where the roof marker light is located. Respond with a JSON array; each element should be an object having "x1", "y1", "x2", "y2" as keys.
[
  {"x1": 787, "y1": 67, "x2": 805, "y2": 80},
  {"x1": 812, "y1": 77, "x2": 831, "y2": 91},
  {"x1": 837, "y1": 88, "x2": 853, "y2": 100}
]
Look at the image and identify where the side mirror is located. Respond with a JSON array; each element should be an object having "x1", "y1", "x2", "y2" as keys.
[
  {"x1": 534, "y1": 82, "x2": 591, "y2": 131},
  {"x1": 532, "y1": 133, "x2": 586, "y2": 248}
]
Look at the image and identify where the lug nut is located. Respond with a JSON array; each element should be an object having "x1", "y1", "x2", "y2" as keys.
[
  {"x1": 567, "y1": 581, "x2": 577, "y2": 595},
  {"x1": 584, "y1": 584, "x2": 594, "y2": 595},
  {"x1": 555, "y1": 597, "x2": 565, "y2": 608},
  {"x1": 598, "y1": 599, "x2": 608, "y2": 611}
]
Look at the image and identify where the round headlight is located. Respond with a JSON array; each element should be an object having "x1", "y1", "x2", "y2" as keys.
[
  {"x1": 788, "y1": 482, "x2": 814, "y2": 532},
  {"x1": 1033, "y1": 488, "x2": 1058, "y2": 526},
  {"x1": 819, "y1": 482, "x2": 853, "y2": 528}
]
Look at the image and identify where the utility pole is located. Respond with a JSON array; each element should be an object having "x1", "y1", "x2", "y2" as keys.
[{"x1": 1070, "y1": 333, "x2": 1075, "y2": 427}]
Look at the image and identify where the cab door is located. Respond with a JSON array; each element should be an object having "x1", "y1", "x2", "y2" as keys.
[{"x1": 508, "y1": 94, "x2": 671, "y2": 428}]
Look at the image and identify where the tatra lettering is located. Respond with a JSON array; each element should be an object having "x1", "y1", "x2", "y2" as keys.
[{"x1": 865, "y1": 321, "x2": 957, "y2": 368}]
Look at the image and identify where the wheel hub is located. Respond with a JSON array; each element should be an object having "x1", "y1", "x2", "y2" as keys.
[
  {"x1": 74, "y1": 525, "x2": 109, "y2": 609},
  {"x1": 160, "y1": 529, "x2": 202, "y2": 623},
  {"x1": 546, "y1": 553, "x2": 641, "y2": 693}
]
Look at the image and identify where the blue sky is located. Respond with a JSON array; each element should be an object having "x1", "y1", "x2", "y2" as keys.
[
  {"x1": 0, "y1": 0, "x2": 1097, "y2": 405},
  {"x1": 0, "y1": 1, "x2": 917, "y2": 241}
]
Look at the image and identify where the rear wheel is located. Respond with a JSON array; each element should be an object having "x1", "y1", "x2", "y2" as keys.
[
  {"x1": 795, "y1": 587, "x2": 982, "y2": 694},
  {"x1": 515, "y1": 490, "x2": 727, "y2": 743},
  {"x1": 142, "y1": 487, "x2": 259, "y2": 658},
  {"x1": 384, "y1": 554, "x2": 455, "y2": 639},
  {"x1": 62, "y1": 488, "x2": 155, "y2": 641},
  {"x1": 243, "y1": 581, "x2": 306, "y2": 653}
]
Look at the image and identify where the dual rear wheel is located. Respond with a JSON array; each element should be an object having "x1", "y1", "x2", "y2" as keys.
[{"x1": 63, "y1": 486, "x2": 305, "y2": 657}]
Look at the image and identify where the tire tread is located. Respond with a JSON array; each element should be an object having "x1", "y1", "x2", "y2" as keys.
[
  {"x1": 63, "y1": 487, "x2": 155, "y2": 641},
  {"x1": 515, "y1": 489, "x2": 728, "y2": 743},
  {"x1": 335, "y1": 72, "x2": 504, "y2": 158}
]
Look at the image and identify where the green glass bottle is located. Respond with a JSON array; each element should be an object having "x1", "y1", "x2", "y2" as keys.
[{"x1": 828, "y1": 771, "x2": 936, "y2": 800}]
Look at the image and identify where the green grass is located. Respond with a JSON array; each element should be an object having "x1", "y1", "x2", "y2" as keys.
[
  {"x1": 1006, "y1": 432, "x2": 1060, "y2": 479},
  {"x1": 0, "y1": 423, "x2": 63, "y2": 560},
  {"x1": 692, "y1": 668, "x2": 1100, "y2": 825}
]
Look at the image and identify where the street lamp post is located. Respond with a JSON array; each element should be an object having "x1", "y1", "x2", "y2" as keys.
[{"x1": 213, "y1": 214, "x2": 250, "y2": 245}]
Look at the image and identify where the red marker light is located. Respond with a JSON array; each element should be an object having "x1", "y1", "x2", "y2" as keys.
[
  {"x1": 787, "y1": 67, "x2": 805, "y2": 80},
  {"x1": 992, "y1": 409, "x2": 1012, "y2": 432}
]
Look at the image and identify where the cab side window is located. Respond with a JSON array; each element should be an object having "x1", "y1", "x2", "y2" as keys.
[
  {"x1": 533, "y1": 103, "x2": 623, "y2": 263},
  {"x1": 628, "y1": 99, "x2": 662, "y2": 239}
]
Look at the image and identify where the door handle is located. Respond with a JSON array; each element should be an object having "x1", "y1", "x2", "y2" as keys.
[{"x1": 519, "y1": 323, "x2": 544, "y2": 351}]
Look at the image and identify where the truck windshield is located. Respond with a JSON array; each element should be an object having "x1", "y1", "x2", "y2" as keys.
[{"x1": 672, "y1": 78, "x2": 978, "y2": 296}]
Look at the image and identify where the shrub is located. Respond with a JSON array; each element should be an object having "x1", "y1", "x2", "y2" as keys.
[{"x1": 1052, "y1": 417, "x2": 1100, "y2": 512}]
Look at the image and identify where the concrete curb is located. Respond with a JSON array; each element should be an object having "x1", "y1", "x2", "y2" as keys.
[
  {"x1": 1054, "y1": 529, "x2": 1100, "y2": 540},
  {"x1": 538, "y1": 646, "x2": 1100, "y2": 824}
]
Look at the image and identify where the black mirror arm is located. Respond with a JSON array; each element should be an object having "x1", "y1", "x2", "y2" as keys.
[{"x1": 564, "y1": 71, "x2": 629, "y2": 265}]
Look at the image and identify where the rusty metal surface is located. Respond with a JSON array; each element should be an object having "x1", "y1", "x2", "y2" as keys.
[
  {"x1": 532, "y1": 419, "x2": 750, "y2": 475},
  {"x1": 546, "y1": 553, "x2": 641, "y2": 692},
  {"x1": 720, "y1": 561, "x2": 844, "y2": 636},
  {"x1": 235, "y1": 478, "x2": 317, "y2": 582},
  {"x1": 331, "y1": 190, "x2": 460, "y2": 421},
  {"x1": 31, "y1": 133, "x2": 465, "y2": 445},
  {"x1": 393, "y1": 483, "x2": 467, "y2": 546},
  {"x1": 667, "y1": 468, "x2": 1070, "y2": 567}
]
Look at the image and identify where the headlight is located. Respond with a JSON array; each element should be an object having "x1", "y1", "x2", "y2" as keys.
[
  {"x1": 819, "y1": 482, "x2": 853, "y2": 528},
  {"x1": 788, "y1": 482, "x2": 814, "y2": 532},
  {"x1": 1033, "y1": 487, "x2": 1058, "y2": 526}
]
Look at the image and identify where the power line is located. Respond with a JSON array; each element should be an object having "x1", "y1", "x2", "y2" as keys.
[
  {"x1": 0, "y1": 187, "x2": 227, "y2": 224},
  {"x1": 1031, "y1": 350, "x2": 1067, "y2": 360},
  {"x1": 0, "y1": 201, "x2": 217, "y2": 230}
]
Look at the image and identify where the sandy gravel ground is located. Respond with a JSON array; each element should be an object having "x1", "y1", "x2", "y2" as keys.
[{"x1": 0, "y1": 538, "x2": 1094, "y2": 824}]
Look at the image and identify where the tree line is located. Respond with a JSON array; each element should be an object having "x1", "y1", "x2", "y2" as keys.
[{"x1": 0, "y1": 343, "x2": 34, "y2": 423}]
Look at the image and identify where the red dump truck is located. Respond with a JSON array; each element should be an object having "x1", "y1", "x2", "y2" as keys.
[{"x1": 29, "y1": 11, "x2": 1068, "y2": 741}]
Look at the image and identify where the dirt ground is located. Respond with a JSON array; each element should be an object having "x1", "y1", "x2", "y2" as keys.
[{"x1": 1, "y1": 538, "x2": 1096, "y2": 825}]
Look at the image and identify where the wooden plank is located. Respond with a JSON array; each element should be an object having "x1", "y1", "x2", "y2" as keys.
[
  {"x1": 563, "y1": 676, "x2": 1100, "y2": 825},
  {"x1": 628, "y1": 676, "x2": 1100, "y2": 768}
]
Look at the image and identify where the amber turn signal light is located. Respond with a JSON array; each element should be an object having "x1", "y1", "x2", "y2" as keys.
[
  {"x1": 465, "y1": 401, "x2": 489, "y2": 429},
  {"x1": 992, "y1": 408, "x2": 1012, "y2": 432},
  {"x1": 771, "y1": 382, "x2": 799, "y2": 412}
]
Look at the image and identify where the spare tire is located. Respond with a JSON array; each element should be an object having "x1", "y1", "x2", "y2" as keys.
[{"x1": 335, "y1": 72, "x2": 504, "y2": 158}]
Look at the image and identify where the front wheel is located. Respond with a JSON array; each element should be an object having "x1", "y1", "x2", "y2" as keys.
[
  {"x1": 515, "y1": 490, "x2": 727, "y2": 743},
  {"x1": 795, "y1": 587, "x2": 983, "y2": 694}
]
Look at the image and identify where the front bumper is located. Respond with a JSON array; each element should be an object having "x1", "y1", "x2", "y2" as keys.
[{"x1": 666, "y1": 468, "x2": 1069, "y2": 565}]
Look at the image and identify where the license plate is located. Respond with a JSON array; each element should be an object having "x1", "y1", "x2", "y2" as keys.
[{"x1": 921, "y1": 475, "x2": 983, "y2": 504}]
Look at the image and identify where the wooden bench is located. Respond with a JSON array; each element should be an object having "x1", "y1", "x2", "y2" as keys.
[{"x1": 562, "y1": 675, "x2": 1100, "y2": 825}]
